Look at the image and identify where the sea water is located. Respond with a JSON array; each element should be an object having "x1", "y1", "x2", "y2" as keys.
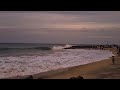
[{"x1": 0, "y1": 43, "x2": 114, "y2": 79}]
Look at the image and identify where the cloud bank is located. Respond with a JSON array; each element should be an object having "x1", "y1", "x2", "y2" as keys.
[{"x1": 0, "y1": 11, "x2": 120, "y2": 44}]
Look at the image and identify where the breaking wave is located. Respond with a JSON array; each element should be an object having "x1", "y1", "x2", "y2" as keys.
[{"x1": 52, "y1": 44, "x2": 73, "y2": 50}]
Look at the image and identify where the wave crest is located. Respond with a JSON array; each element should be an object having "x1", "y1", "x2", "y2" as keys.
[{"x1": 52, "y1": 44, "x2": 72, "y2": 50}]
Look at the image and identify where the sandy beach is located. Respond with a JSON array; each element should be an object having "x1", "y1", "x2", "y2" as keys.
[{"x1": 32, "y1": 48, "x2": 120, "y2": 79}]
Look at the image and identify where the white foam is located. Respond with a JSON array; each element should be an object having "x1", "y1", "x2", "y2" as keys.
[
  {"x1": 52, "y1": 44, "x2": 72, "y2": 50},
  {"x1": 0, "y1": 49, "x2": 114, "y2": 79}
]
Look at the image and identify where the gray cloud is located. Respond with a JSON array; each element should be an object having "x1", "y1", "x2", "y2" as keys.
[
  {"x1": 0, "y1": 11, "x2": 120, "y2": 29},
  {"x1": 0, "y1": 11, "x2": 120, "y2": 44}
]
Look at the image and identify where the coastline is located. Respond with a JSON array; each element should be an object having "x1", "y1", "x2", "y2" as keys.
[
  {"x1": 6, "y1": 48, "x2": 120, "y2": 79},
  {"x1": 40, "y1": 48, "x2": 119, "y2": 79}
]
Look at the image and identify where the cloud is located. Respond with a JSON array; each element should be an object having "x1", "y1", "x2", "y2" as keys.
[
  {"x1": 0, "y1": 11, "x2": 120, "y2": 30},
  {"x1": 0, "y1": 11, "x2": 120, "y2": 44}
]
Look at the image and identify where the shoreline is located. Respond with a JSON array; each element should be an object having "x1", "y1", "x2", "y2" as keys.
[
  {"x1": 6, "y1": 58, "x2": 112, "y2": 79},
  {"x1": 5, "y1": 48, "x2": 118, "y2": 79},
  {"x1": 34, "y1": 48, "x2": 117, "y2": 79},
  {"x1": 40, "y1": 48, "x2": 118, "y2": 79}
]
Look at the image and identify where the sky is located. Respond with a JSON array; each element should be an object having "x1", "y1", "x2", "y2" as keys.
[{"x1": 0, "y1": 11, "x2": 120, "y2": 44}]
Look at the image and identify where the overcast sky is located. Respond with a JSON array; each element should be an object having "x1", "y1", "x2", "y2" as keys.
[{"x1": 0, "y1": 11, "x2": 120, "y2": 44}]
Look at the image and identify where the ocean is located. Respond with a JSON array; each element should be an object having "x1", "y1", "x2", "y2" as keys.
[{"x1": 0, "y1": 43, "x2": 114, "y2": 79}]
